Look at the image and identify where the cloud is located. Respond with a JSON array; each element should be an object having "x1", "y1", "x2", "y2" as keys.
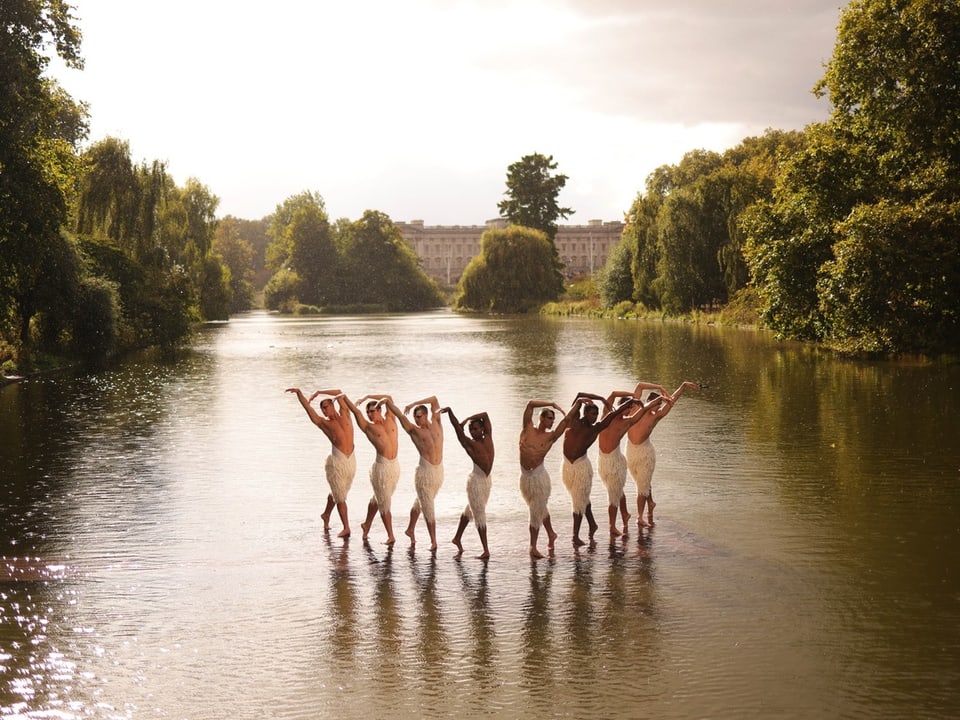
[{"x1": 53, "y1": 0, "x2": 844, "y2": 223}]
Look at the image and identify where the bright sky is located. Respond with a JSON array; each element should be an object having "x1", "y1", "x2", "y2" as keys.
[{"x1": 50, "y1": 0, "x2": 842, "y2": 225}]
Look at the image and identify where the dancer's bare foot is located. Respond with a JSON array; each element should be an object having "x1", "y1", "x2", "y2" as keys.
[
  {"x1": 452, "y1": 538, "x2": 464, "y2": 557},
  {"x1": 610, "y1": 526, "x2": 623, "y2": 538},
  {"x1": 547, "y1": 529, "x2": 558, "y2": 550},
  {"x1": 321, "y1": 512, "x2": 331, "y2": 531},
  {"x1": 530, "y1": 546, "x2": 546, "y2": 559},
  {"x1": 573, "y1": 535, "x2": 586, "y2": 547},
  {"x1": 385, "y1": 535, "x2": 396, "y2": 546},
  {"x1": 405, "y1": 528, "x2": 416, "y2": 544},
  {"x1": 337, "y1": 528, "x2": 351, "y2": 538},
  {"x1": 360, "y1": 521, "x2": 371, "y2": 540},
  {"x1": 477, "y1": 550, "x2": 490, "y2": 560}
]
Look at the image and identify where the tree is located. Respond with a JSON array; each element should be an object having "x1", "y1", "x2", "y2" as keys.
[
  {"x1": 262, "y1": 191, "x2": 336, "y2": 307},
  {"x1": 596, "y1": 239, "x2": 634, "y2": 309},
  {"x1": 212, "y1": 218, "x2": 256, "y2": 313},
  {"x1": 497, "y1": 153, "x2": 571, "y2": 296},
  {"x1": 1, "y1": 0, "x2": 88, "y2": 361},
  {"x1": 497, "y1": 153, "x2": 574, "y2": 242},
  {"x1": 335, "y1": 210, "x2": 442, "y2": 311},
  {"x1": 618, "y1": 133, "x2": 799, "y2": 314},
  {"x1": 745, "y1": 0, "x2": 960, "y2": 353},
  {"x1": 454, "y1": 226, "x2": 561, "y2": 313}
]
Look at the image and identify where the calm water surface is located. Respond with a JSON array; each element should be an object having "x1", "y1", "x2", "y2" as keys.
[{"x1": 1, "y1": 310, "x2": 958, "y2": 719}]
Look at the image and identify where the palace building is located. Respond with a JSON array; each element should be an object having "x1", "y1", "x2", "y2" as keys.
[{"x1": 396, "y1": 218, "x2": 625, "y2": 286}]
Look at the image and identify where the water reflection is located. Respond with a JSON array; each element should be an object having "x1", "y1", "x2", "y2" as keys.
[
  {"x1": 453, "y1": 560, "x2": 496, "y2": 690},
  {"x1": 520, "y1": 561, "x2": 556, "y2": 701},
  {"x1": 323, "y1": 535, "x2": 358, "y2": 664},
  {"x1": 2, "y1": 312, "x2": 959, "y2": 719},
  {"x1": 407, "y1": 553, "x2": 448, "y2": 672},
  {"x1": 360, "y1": 542, "x2": 403, "y2": 710}
]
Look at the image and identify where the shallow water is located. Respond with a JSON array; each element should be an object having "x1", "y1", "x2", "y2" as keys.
[{"x1": 1, "y1": 310, "x2": 958, "y2": 719}]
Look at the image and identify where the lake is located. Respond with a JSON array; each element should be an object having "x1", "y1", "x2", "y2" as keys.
[{"x1": 1, "y1": 310, "x2": 958, "y2": 719}]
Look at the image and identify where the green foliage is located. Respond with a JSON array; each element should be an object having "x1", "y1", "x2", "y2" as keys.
[
  {"x1": 212, "y1": 218, "x2": 256, "y2": 312},
  {"x1": 564, "y1": 276, "x2": 596, "y2": 301},
  {"x1": 454, "y1": 226, "x2": 562, "y2": 313},
  {"x1": 335, "y1": 210, "x2": 442, "y2": 311},
  {"x1": 596, "y1": 239, "x2": 634, "y2": 309},
  {"x1": 623, "y1": 192, "x2": 661, "y2": 308},
  {"x1": 137, "y1": 267, "x2": 197, "y2": 353},
  {"x1": 746, "y1": 0, "x2": 960, "y2": 354},
  {"x1": 1, "y1": 0, "x2": 88, "y2": 363},
  {"x1": 819, "y1": 200, "x2": 960, "y2": 354},
  {"x1": 623, "y1": 131, "x2": 801, "y2": 314},
  {"x1": 287, "y1": 197, "x2": 336, "y2": 306},
  {"x1": 497, "y1": 153, "x2": 573, "y2": 243},
  {"x1": 718, "y1": 287, "x2": 761, "y2": 326},
  {"x1": 71, "y1": 274, "x2": 119, "y2": 366},
  {"x1": 198, "y1": 254, "x2": 231, "y2": 321},
  {"x1": 816, "y1": 0, "x2": 960, "y2": 197},
  {"x1": 611, "y1": 300, "x2": 640, "y2": 318},
  {"x1": 263, "y1": 267, "x2": 302, "y2": 312}
]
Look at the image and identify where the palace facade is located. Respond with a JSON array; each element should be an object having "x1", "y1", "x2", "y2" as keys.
[{"x1": 396, "y1": 218, "x2": 625, "y2": 286}]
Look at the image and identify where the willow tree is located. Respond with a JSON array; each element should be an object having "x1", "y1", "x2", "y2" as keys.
[{"x1": 455, "y1": 225, "x2": 561, "y2": 313}]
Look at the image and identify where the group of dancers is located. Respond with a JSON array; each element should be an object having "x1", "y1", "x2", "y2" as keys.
[{"x1": 286, "y1": 380, "x2": 699, "y2": 560}]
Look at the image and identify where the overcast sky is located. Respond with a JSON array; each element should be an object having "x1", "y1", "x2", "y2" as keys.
[{"x1": 51, "y1": 0, "x2": 844, "y2": 225}]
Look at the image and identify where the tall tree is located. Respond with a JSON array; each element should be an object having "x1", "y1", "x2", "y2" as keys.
[
  {"x1": 497, "y1": 153, "x2": 574, "y2": 243},
  {"x1": 496, "y1": 153, "x2": 569, "y2": 298},
  {"x1": 1, "y1": 0, "x2": 87, "y2": 358}
]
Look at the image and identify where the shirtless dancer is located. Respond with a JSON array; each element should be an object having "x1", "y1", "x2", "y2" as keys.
[
  {"x1": 342, "y1": 393, "x2": 401, "y2": 545},
  {"x1": 597, "y1": 392, "x2": 656, "y2": 538},
  {"x1": 626, "y1": 380, "x2": 700, "y2": 527},
  {"x1": 286, "y1": 387, "x2": 356, "y2": 538},
  {"x1": 562, "y1": 393, "x2": 636, "y2": 547},
  {"x1": 393, "y1": 396, "x2": 444, "y2": 552},
  {"x1": 518, "y1": 399, "x2": 578, "y2": 559},
  {"x1": 444, "y1": 407, "x2": 494, "y2": 559}
]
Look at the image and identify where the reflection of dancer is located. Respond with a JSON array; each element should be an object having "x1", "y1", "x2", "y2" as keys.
[
  {"x1": 444, "y1": 407, "x2": 494, "y2": 559},
  {"x1": 625, "y1": 381, "x2": 700, "y2": 527},
  {"x1": 519, "y1": 399, "x2": 577, "y2": 559},
  {"x1": 561, "y1": 393, "x2": 635, "y2": 547},
  {"x1": 286, "y1": 387, "x2": 356, "y2": 537},
  {"x1": 363, "y1": 542, "x2": 402, "y2": 689},
  {"x1": 520, "y1": 563, "x2": 555, "y2": 691},
  {"x1": 598, "y1": 393, "x2": 655, "y2": 538},
  {"x1": 322, "y1": 533, "x2": 358, "y2": 662},
  {"x1": 342, "y1": 394, "x2": 400, "y2": 544},
  {"x1": 409, "y1": 554, "x2": 447, "y2": 668},
  {"x1": 455, "y1": 560, "x2": 495, "y2": 688},
  {"x1": 391, "y1": 396, "x2": 444, "y2": 552}
]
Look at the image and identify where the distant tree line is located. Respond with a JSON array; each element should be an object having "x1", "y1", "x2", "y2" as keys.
[{"x1": 261, "y1": 192, "x2": 442, "y2": 313}]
